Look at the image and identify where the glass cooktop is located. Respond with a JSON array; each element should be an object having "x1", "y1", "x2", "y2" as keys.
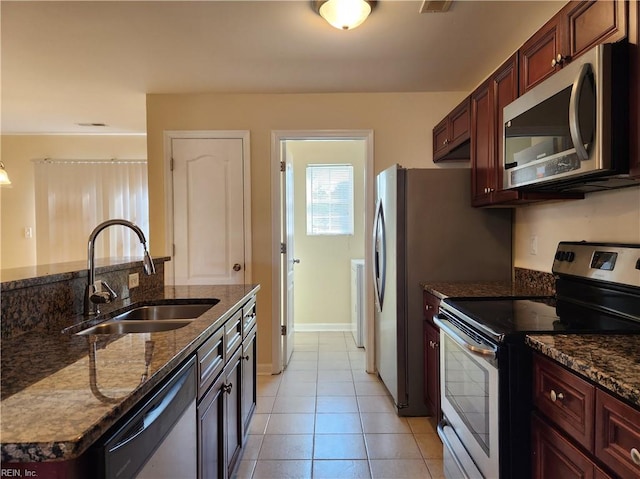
[{"x1": 442, "y1": 297, "x2": 640, "y2": 342}]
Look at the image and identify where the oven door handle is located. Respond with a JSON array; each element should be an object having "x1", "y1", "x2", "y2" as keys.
[{"x1": 434, "y1": 315, "x2": 497, "y2": 358}]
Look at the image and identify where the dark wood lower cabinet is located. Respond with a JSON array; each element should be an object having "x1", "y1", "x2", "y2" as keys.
[
  {"x1": 198, "y1": 373, "x2": 225, "y2": 479},
  {"x1": 241, "y1": 327, "x2": 257, "y2": 437},
  {"x1": 532, "y1": 413, "x2": 610, "y2": 479},
  {"x1": 424, "y1": 322, "x2": 440, "y2": 419},
  {"x1": 224, "y1": 347, "x2": 243, "y2": 477},
  {"x1": 197, "y1": 296, "x2": 258, "y2": 479}
]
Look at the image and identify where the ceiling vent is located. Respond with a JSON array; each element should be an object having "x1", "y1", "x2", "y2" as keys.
[{"x1": 419, "y1": 0, "x2": 453, "y2": 13}]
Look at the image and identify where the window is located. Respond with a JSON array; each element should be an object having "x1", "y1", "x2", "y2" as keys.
[
  {"x1": 306, "y1": 164, "x2": 354, "y2": 235},
  {"x1": 34, "y1": 159, "x2": 149, "y2": 264}
]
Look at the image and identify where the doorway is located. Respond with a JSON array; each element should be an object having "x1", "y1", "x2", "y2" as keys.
[{"x1": 270, "y1": 130, "x2": 375, "y2": 375}]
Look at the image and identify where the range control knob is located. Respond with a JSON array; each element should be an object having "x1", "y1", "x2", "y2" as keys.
[
  {"x1": 555, "y1": 251, "x2": 564, "y2": 261},
  {"x1": 566, "y1": 252, "x2": 575, "y2": 262},
  {"x1": 636, "y1": 258, "x2": 640, "y2": 270}
]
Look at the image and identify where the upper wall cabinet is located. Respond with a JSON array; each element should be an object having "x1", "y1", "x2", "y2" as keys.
[
  {"x1": 432, "y1": 96, "x2": 471, "y2": 162},
  {"x1": 630, "y1": 0, "x2": 640, "y2": 179},
  {"x1": 470, "y1": 54, "x2": 583, "y2": 207},
  {"x1": 520, "y1": 0, "x2": 627, "y2": 93}
]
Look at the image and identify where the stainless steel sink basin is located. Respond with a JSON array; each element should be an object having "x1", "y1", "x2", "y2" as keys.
[
  {"x1": 75, "y1": 299, "x2": 219, "y2": 335},
  {"x1": 112, "y1": 302, "x2": 219, "y2": 321},
  {"x1": 77, "y1": 319, "x2": 195, "y2": 335}
]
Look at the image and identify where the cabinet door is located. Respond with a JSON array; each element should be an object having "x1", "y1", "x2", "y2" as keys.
[
  {"x1": 532, "y1": 413, "x2": 599, "y2": 479},
  {"x1": 433, "y1": 117, "x2": 450, "y2": 162},
  {"x1": 423, "y1": 291, "x2": 440, "y2": 326},
  {"x1": 424, "y1": 322, "x2": 440, "y2": 419},
  {"x1": 224, "y1": 347, "x2": 243, "y2": 478},
  {"x1": 564, "y1": 0, "x2": 627, "y2": 60},
  {"x1": 198, "y1": 373, "x2": 225, "y2": 479},
  {"x1": 241, "y1": 327, "x2": 257, "y2": 440},
  {"x1": 492, "y1": 53, "x2": 519, "y2": 198},
  {"x1": 471, "y1": 78, "x2": 494, "y2": 206},
  {"x1": 520, "y1": 13, "x2": 564, "y2": 93},
  {"x1": 448, "y1": 97, "x2": 471, "y2": 151},
  {"x1": 630, "y1": 0, "x2": 640, "y2": 179},
  {"x1": 595, "y1": 389, "x2": 640, "y2": 479}
]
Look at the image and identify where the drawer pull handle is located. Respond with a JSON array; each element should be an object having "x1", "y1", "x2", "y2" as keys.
[
  {"x1": 631, "y1": 448, "x2": 640, "y2": 465},
  {"x1": 550, "y1": 390, "x2": 564, "y2": 402}
]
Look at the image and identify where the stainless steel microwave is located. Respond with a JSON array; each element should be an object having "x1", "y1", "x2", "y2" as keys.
[{"x1": 503, "y1": 43, "x2": 633, "y2": 192}]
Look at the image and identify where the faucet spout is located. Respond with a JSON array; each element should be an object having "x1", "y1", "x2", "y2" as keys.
[{"x1": 85, "y1": 219, "x2": 155, "y2": 316}]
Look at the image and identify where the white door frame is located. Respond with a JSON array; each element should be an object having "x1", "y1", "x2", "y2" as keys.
[
  {"x1": 163, "y1": 130, "x2": 252, "y2": 284},
  {"x1": 270, "y1": 130, "x2": 375, "y2": 375}
]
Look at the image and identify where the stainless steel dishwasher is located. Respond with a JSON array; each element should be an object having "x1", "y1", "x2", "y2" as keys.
[{"x1": 96, "y1": 357, "x2": 197, "y2": 479}]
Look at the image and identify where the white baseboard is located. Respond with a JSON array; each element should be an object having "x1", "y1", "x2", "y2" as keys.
[{"x1": 294, "y1": 323, "x2": 352, "y2": 332}]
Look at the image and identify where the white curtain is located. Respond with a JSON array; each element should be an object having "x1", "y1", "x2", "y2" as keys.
[{"x1": 34, "y1": 159, "x2": 149, "y2": 265}]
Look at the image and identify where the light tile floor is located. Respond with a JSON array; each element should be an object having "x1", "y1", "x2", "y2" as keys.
[{"x1": 233, "y1": 332, "x2": 444, "y2": 479}]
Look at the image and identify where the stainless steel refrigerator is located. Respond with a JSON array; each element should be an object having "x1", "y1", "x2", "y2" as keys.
[{"x1": 373, "y1": 164, "x2": 512, "y2": 416}]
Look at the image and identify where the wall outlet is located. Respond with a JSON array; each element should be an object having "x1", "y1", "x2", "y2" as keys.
[
  {"x1": 529, "y1": 235, "x2": 538, "y2": 255},
  {"x1": 128, "y1": 273, "x2": 140, "y2": 289}
]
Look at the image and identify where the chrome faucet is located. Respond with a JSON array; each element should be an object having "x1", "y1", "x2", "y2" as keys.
[{"x1": 85, "y1": 219, "x2": 156, "y2": 316}]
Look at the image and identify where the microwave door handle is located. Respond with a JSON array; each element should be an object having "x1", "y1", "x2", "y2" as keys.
[{"x1": 569, "y1": 63, "x2": 591, "y2": 161}]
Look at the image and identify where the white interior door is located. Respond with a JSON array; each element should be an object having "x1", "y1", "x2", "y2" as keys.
[
  {"x1": 282, "y1": 147, "x2": 296, "y2": 368},
  {"x1": 171, "y1": 137, "x2": 246, "y2": 285}
]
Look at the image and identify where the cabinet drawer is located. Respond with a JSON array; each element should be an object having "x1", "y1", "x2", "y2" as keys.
[
  {"x1": 595, "y1": 389, "x2": 640, "y2": 479},
  {"x1": 242, "y1": 296, "x2": 257, "y2": 338},
  {"x1": 532, "y1": 413, "x2": 604, "y2": 479},
  {"x1": 225, "y1": 309, "x2": 243, "y2": 357},
  {"x1": 533, "y1": 354, "x2": 596, "y2": 451},
  {"x1": 197, "y1": 326, "x2": 225, "y2": 399}
]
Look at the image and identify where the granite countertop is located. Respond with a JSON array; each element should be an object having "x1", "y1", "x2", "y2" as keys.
[
  {"x1": 422, "y1": 280, "x2": 552, "y2": 300},
  {"x1": 0, "y1": 284, "x2": 260, "y2": 463},
  {"x1": 527, "y1": 334, "x2": 640, "y2": 407}
]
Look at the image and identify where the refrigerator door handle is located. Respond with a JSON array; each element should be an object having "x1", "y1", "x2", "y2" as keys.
[{"x1": 372, "y1": 199, "x2": 386, "y2": 312}]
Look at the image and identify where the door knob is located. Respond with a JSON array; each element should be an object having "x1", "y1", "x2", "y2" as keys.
[{"x1": 233, "y1": 263, "x2": 242, "y2": 272}]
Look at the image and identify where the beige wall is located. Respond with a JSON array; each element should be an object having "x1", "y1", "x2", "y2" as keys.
[
  {"x1": 146, "y1": 91, "x2": 468, "y2": 367},
  {"x1": 514, "y1": 187, "x2": 640, "y2": 272},
  {"x1": 0, "y1": 135, "x2": 147, "y2": 269},
  {"x1": 289, "y1": 140, "x2": 366, "y2": 329}
]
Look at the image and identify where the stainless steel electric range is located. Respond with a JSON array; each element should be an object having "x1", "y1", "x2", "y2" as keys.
[{"x1": 434, "y1": 242, "x2": 640, "y2": 479}]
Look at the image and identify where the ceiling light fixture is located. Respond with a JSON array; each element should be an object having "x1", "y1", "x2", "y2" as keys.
[
  {"x1": 314, "y1": 0, "x2": 377, "y2": 30},
  {"x1": 0, "y1": 162, "x2": 12, "y2": 186}
]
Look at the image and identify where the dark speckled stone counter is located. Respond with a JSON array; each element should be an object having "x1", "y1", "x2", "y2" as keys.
[
  {"x1": 526, "y1": 335, "x2": 640, "y2": 407},
  {"x1": 422, "y1": 267, "x2": 556, "y2": 300},
  {"x1": 0, "y1": 284, "x2": 260, "y2": 463}
]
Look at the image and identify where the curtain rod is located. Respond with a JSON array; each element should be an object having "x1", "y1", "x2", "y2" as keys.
[{"x1": 32, "y1": 158, "x2": 147, "y2": 164}]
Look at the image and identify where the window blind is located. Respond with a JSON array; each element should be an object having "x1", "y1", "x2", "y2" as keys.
[{"x1": 306, "y1": 164, "x2": 354, "y2": 236}]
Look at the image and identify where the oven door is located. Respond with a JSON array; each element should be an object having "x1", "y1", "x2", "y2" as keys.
[{"x1": 435, "y1": 315, "x2": 499, "y2": 479}]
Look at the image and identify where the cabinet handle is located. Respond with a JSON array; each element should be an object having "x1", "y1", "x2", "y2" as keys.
[
  {"x1": 631, "y1": 448, "x2": 640, "y2": 465},
  {"x1": 426, "y1": 304, "x2": 433, "y2": 311},
  {"x1": 233, "y1": 263, "x2": 242, "y2": 272},
  {"x1": 243, "y1": 355, "x2": 250, "y2": 361},
  {"x1": 443, "y1": 139, "x2": 449, "y2": 146},
  {"x1": 550, "y1": 389, "x2": 564, "y2": 402},
  {"x1": 551, "y1": 54, "x2": 566, "y2": 67},
  {"x1": 222, "y1": 383, "x2": 233, "y2": 394}
]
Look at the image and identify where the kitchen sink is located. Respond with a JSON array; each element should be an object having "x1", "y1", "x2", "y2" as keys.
[
  {"x1": 111, "y1": 302, "x2": 219, "y2": 321},
  {"x1": 75, "y1": 299, "x2": 219, "y2": 335}
]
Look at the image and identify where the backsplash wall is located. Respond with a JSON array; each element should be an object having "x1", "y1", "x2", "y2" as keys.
[
  {"x1": 1, "y1": 258, "x2": 167, "y2": 339},
  {"x1": 514, "y1": 187, "x2": 640, "y2": 272}
]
